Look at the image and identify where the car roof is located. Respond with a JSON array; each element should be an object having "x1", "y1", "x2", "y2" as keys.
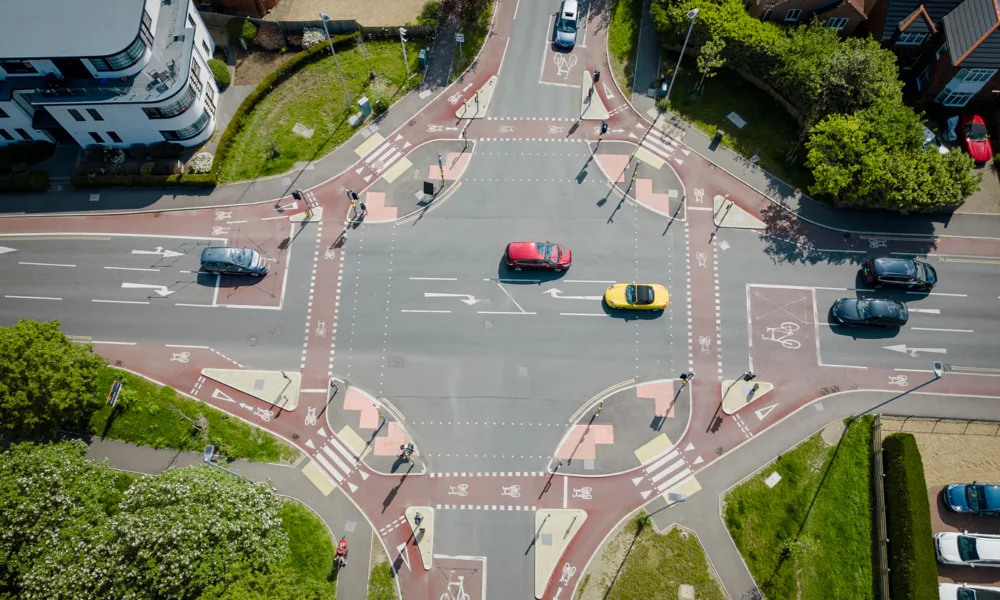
[
  {"x1": 977, "y1": 538, "x2": 1000, "y2": 561},
  {"x1": 985, "y1": 485, "x2": 1000, "y2": 507},
  {"x1": 507, "y1": 242, "x2": 544, "y2": 260},
  {"x1": 202, "y1": 247, "x2": 240, "y2": 261},
  {"x1": 868, "y1": 299, "x2": 903, "y2": 318},
  {"x1": 873, "y1": 257, "x2": 917, "y2": 277}
]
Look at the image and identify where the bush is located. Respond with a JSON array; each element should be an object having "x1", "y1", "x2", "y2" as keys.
[
  {"x1": 122, "y1": 162, "x2": 139, "y2": 175},
  {"x1": 187, "y1": 152, "x2": 214, "y2": 174},
  {"x1": 151, "y1": 161, "x2": 171, "y2": 176},
  {"x1": 0, "y1": 141, "x2": 55, "y2": 165},
  {"x1": 84, "y1": 145, "x2": 104, "y2": 162},
  {"x1": 140, "y1": 162, "x2": 154, "y2": 176},
  {"x1": 882, "y1": 433, "x2": 938, "y2": 600},
  {"x1": 300, "y1": 28, "x2": 326, "y2": 49},
  {"x1": 255, "y1": 21, "x2": 285, "y2": 51},
  {"x1": 127, "y1": 143, "x2": 148, "y2": 161},
  {"x1": 208, "y1": 58, "x2": 231, "y2": 91},
  {"x1": 227, "y1": 18, "x2": 257, "y2": 47},
  {"x1": 147, "y1": 141, "x2": 184, "y2": 159},
  {"x1": 416, "y1": 0, "x2": 443, "y2": 27},
  {"x1": 0, "y1": 170, "x2": 49, "y2": 193}
]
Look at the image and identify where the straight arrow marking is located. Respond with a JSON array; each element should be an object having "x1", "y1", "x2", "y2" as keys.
[
  {"x1": 239, "y1": 402, "x2": 254, "y2": 411},
  {"x1": 132, "y1": 246, "x2": 183, "y2": 259},
  {"x1": 0, "y1": 246, "x2": 17, "y2": 255},
  {"x1": 883, "y1": 344, "x2": 947, "y2": 357},
  {"x1": 121, "y1": 282, "x2": 175, "y2": 297},
  {"x1": 908, "y1": 308, "x2": 940, "y2": 314}
]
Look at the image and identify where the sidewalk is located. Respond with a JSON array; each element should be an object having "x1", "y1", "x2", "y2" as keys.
[
  {"x1": 629, "y1": 0, "x2": 660, "y2": 116},
  {"x1": 422, "y1": 14, "x2": 461, "y2": 88}
]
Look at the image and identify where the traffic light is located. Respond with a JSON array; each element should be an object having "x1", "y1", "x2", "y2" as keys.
[
  {"x1": 594, "y1": 69, "x2": 600, "y2": 82},
  {"x1": 398, "y1": 27, "x2": 407, "y2": 43},
  {"x1": 600, "y1": 120, "x2": 608, "y2": 135}
]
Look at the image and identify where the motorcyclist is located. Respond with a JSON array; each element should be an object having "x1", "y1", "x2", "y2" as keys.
[{"x1": 336, "y1": 537, "x2": 348, "y2": 567}]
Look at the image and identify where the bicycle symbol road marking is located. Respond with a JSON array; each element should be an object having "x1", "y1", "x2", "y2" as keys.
[
  {"x1": 696, "y1": 252, "x2": 707, "y2": 268},
  {"x1": 448, "y1": 92, "x2": 463, "y2": 105},
  {"x1": 762, "y1": 322, "x2": 801, "y2": 350},
  {"x1": 305, "y1": 406, "x2": 317, "y2": 426},
  {"x1": 171, "y1": 352, "x2": 190, "y2": 363},
  {"x1": 694, "y1": 188, "x2": 705, "y2": 203},
  {"x1": 554, "y1": 53, "x2": 578, "y2": 79},
  {"x1": 572, "y1": 487, "x2": 593, "y2": 499},
  {"x1": 315, "y1": 321, "x2": 326, "y2": 338},
  {"x1": 869, "y1": 239, "x2": 888, "y2": 248},
  {"x1": 501, "y1": 484, "x2": 521, "y2": 498},
  {"x1": 212, "y1": 226, "x2": 229, "y2": 236},
  {"x1": 559, "y1": 563, "x2": 577, "y2": 585},
  {"x1": 888, "y1": 375, "x2": 909, "y2": 387},
  {"x1": 215, "y1": 211, "x2": 232, "y2": 221},
  {"x1": 449, "y1": 484, "x2": 469, "y2": 496},
  {"x1": 324, "y1": 248, "x2": 336, "y2": 260},
  {"x1": 427, "y1": 124, "x2": 444, "y2": 133},
  {"x1": 548, "y1": 125, "x2": 565, "y2": 134},
  {"x1": 440, "y1": 575, "x2": 470, "y2": 600},
  {"x1": 719, "y1": 240, "x2": 731, "y2": 251},
  {"x1": 699, "y1": 336, "x2": 712, "y2": 353},
  {"x1": 499, "y1": 125, "x2": 515, "y2": 133},
  {"x1": 255, "y1": 407, "x2": 274, "y2": 422}
]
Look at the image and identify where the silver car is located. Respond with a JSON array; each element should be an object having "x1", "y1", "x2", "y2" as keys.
[{"x1": 554, "y1": 0, "x2": 578, "y2": 48}]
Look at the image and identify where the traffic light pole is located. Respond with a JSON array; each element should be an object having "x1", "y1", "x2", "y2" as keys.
[{"x1": 399, "y1": 28, "x2": 410, "y2": 77}]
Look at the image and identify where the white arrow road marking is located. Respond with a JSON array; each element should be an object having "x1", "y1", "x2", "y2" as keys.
[
  {"x1": 212, "y1": 389, "x2": 234, "y2": 403},
  {"x1": 121, "y1": 282, "x2": 175, "y2": 297},
  {"x1": 424, "y1": 292, "x2": 484, "y2": 305},
  {"x1": 359, "y1": 471, "x2": 369, "y2": 480},
  {"x1": 612, "y1": 128, "x2": 625, "y2": 133},
  {"x1": 278, "y1": 201, "x2": 299, "y2": 211},
  {"x1": 239, "y1": 402, "x2": 254, "y2": 411},
  {"x1": 672, "y1": 158, "x2": 684, "y2": 165},
  {"x1": 132, "y1": 246, "x2": 184, "y2": 259},
  {"x1": 543, "y1": 288, "x2": 603, "y2": 301},
  {"x1": 754, "y1": 404, "x2": 778, "y2": 420},
  {"x1": 882, "y1": 344, "x2": 947, "y2": 357},
  {"x1": 908, "y1": 308, "x2": 940, "y2": 314},
  {"x1": 0, "y1": 246, "x2": 17, "y2": 255},
  {"x1": 317, "y1": 427, "x2": 328, "y2": 437},
  {"x1": 628, "y1": 132, "x2": 638, "y2": 139},
  {"x1": 396, "y1": 542, "x2": 411, "y2": 571}
]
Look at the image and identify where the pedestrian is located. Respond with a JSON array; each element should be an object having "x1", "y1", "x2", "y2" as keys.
[{"x1": 359, "y1": 201, "x2": 367, "y2": 218}]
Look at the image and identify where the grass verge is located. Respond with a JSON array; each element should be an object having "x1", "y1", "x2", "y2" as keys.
[
  {"x1": 219, "y1": 39, "x2": 423, "y2": 182},
  {"x1": 280, "y1": 500, "x2": 338, "y2": 598},
  {"x1": 607, "y1": 0, "x2": 644, "y2": 95},
  {"x1": 367, "y1": 562, "x2": 396, "y2": 600},
  {"x1": 87, "y1": 367, "x2": 299, "y2": 464},
  {"x1": 575, "y1": 512, "x2": 725, "y2": 600},
  {"x1": 450, "y1": 4, "x2": 495, "y2": 84},
  {"x1": 724, "y1": 417, "x2": 874, "y2": 600},
  {"x1": 661, "y1": 53, "x2": 811, "y2": 191}
]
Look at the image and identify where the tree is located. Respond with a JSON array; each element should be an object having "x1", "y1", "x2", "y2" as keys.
[
  {"x1": 0, "y1": 320, "x2": 106, "y2": 438},
  {"x1": 197, "y1": 568, "x2": 331, "y2": 600},
  {"x1": 695, "y1": 36, "x2": 726, "y2": 94}
]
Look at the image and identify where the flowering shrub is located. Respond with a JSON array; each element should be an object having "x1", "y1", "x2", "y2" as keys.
[
  {"x1": 301, "y1": 28, "x2": 326, "y2": 49},
  {"x1": 187, "y1": 152, "x2": 214, "y2": 174}
]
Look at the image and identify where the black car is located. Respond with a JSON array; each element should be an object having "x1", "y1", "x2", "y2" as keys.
[
  {"x1": 862, "y1": 257, "x2": 937, "y2": 291},
  {"x1": 831, "y1": 298, "x2": 909, "y2": 327}
]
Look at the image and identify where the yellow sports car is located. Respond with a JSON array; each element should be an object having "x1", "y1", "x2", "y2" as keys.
[{"x1": 604, "y1": 283, "x2": 669, "y2": 311}]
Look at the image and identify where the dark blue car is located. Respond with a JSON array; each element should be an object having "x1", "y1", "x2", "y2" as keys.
[{"x1": 945, "y1": 483, "x2": 1000, "y2": 515}]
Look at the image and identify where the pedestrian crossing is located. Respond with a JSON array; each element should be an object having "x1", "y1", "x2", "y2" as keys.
[
  {"x1": 639, "y1": 131, "x2": 681, "y2": 164},
  {"x1": 307, "y1": 432, "x2": 366, "y2": 493},
  {"x1": 643, "y1": 448, "x2": 691, "y2": 494},
  {"x1": 354, "y1": 134, "x2": 412, "y2": 182}
]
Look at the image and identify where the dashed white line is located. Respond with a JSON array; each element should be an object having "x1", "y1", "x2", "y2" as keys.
[
  {"x1": 104, "y1": 266, "x2": 160, "y2": 272},
  {"x1": 911, "y1": 327, "x2": 973, "y2": 333},
  {"x1": 5, "y1": 295, "x2": 62, "y2": 301},
  {"x1": 409, "y1": 277, "x2": 458, "y2": 281},
  {"x1": 93, "y1": 299, "x2": 150, "y2": 305},
  {"x1": 18, "y1": 262, "x2": 76, "y2": 268},
  {"x1": 401, "y1": 309, "x2": 451, "y2": 313}
]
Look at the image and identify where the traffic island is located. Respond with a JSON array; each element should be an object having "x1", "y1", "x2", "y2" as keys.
[
  {"x1": 580, "y1": 71, "x2": 609, "y2": 120},
  {"x1": 591, "y1": 142, "x2": 685, "y2": 218},
  {"x1": 405, "y1": 506, "x2": 434, "y2": 570},
  {"x1": 713, "y1": 194, "x2": 765, "y2": 229},
  {"x1": 289, "y1": 206, "x2": 322, "y2": 223},
  {"x1": 201, "y1": 368, "x2": 301, "y2": 410},
  {"x1": 721, "y1": 379, "x2": 774, "y2": 415},
  {"x1": 534, "y1": 509, "x2": 587, "y2": 599},
  {"x1": 456, "y1": 75, "x2": 497, "y2": 119}
]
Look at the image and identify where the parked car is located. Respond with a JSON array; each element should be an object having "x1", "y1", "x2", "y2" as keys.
[
  {"x1": 200, "y1": 247, "x2": 268, "y2": 277},
  {"x1": 945, "y1": 483, "x2": 1000, "y2": 515},
  {"x1": 922, "y1": 125, "x2": 949, "y2": 155},
  {"x1": 958, "y1": 114, "x2": 994, "y2": 163},
  {"x1": 936, "y1": 531, "x2": 1000, "y2": 567},
  {"x1": 604, "y1": 283, "x2": 669, "y2": 311},
  {"x1": 940, "y1": 582, "x2": 1000, "y2": 600},
  {"x1": 504, "y1": 242, "x2": 572, "y2": 272},
  {"x1": 830, "y1": 298, "x2": 908, "y2": 328},
  {"x1": 861, "y1": 257, "x2": 937, "y2": 291},
  {"x1": 554, "y1": 0, "x2": 579, "y2": 48}
]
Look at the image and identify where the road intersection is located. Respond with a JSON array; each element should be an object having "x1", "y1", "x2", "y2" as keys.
[{"x1": 3, "y1": 0, "x2": 1000, "y2": 598}]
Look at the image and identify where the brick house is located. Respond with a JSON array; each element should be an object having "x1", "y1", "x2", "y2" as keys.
[{"x1": 744, "y1": 0, "x2": 878, "y2": 36}]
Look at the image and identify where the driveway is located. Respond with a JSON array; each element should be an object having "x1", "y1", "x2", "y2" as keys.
[{"x1": 930, "y1": 486, "x2": 1000, "y2": 585}]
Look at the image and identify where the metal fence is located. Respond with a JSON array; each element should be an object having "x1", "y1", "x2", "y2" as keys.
[
  {"x1": 198, "y1": 12, "x2": 435, "y2": 40},
  {"x1": 872, "y1": 415, "x2": 890, "y2": 600}
]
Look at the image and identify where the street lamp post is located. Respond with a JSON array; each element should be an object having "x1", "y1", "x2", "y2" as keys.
[
  {"x1": 664, "y1": 8, "x2": 699, "y2": 109},
  {"x1": 320, "y1": 12, "x2": 351, "y2": 105},
  {"x1": 850, "y1": 361, "x2": 944, "y2": 422}
]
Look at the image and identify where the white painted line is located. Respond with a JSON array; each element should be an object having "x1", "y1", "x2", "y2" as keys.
[
  {"x1": 314, "y1": 453, "x2": 344, "y2": 483},
  {"x1": 908, "y1": 308, "x2": 940, "y2": 314},
  {"x1": 894, "y1": 368, "x2": 935, "y2": 373},
  {"x1": 321, "y1": 444, "x2": 352, "y2": 477},
  {"x1": 560, "y1": 312, "x2": 604, "y2": 317},
  {"x1": 401, "y1": 309, "x2": 451, "y2": 313},
  {"x1": 907, "y1": 291, "x2": 967, "y2": 297},
  {"x1": 820, "y1": 362, "x2": 869, "y2": 369},
  {"x1": 911, "y1": 327, "x2": 973, "y2": 333},
  {"x1": 687, "y1": 206, "x2": 714, "y2": 212},
  {"x1": 486, "y1": 278, "x2": 542, "y2": 283},
  {"x1": 5, "y1": 294, "x2": 61, "y2": 301},
  {"x1": 175, "y1": 303, "x2": 216, "y2": 308},
  {"x1": 260, "y1": 215, "x2": 287, "y2": 221},
  {"x1": 18, "y1": 261, "x2": 76, "y2": 267},
  {"x1": 495, "y1": 281, "x2": 529, "y2": 314},
  {"x1": 92, "y1": 299, "x2": 150, "y2": 305},
  {"x1": 563, "y1": 280, "x2": 615, "y2": 284},
  {"x1": 562, "y1": 474, "x2": 567, "y2": 509},
  {"x1": 409, "y1": 277, "x2": 458, "y2": 281},
  {"x1": 104, "y1": 266, "x2": 160, "y2": 272},
  {"x1": 91, "y1": 340, "x2": 137, "y2": 346},
  {"x1": 514, "y1": 0, "x2": 521, "y2": 19},
  {"x1": 477, "y1": 311, "x2": 537, "y2": 315},
  {"x1": 649, "y1": 459, "x2": 686, "y2": 483},
  {"x1": 644, "y1": 449, "x2": 679, "y2": 473},
  {"x1": 327, "y1": 434, "x2": 360, "y2": 464},
  {"x1": 655, "y1": 467, "x2": 692, "y2": 493},
  {"x1": 0, "y1": 232, "x2": 223, "y2": 241},
  {"x1": 539, "y1": 14, "x2": 554, "y2": 84},
  {"x1": 165, "y1": 344, "x2": 210, "y2": 349},
  {"x1": 814, "y1": 249, "x2": 867, "y2": 254},
  {"x1": 300, "y1": 389, "x2": 328, "y2": 393},
  {"x1": 226, "y1": 220, "x2": 248, "y2": 224}
]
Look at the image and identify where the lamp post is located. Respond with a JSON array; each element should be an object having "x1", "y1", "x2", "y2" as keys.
[
  {"x1": 320, "y1": 12, "x2": 351, "y2": 105},
  {"x1": 850, "y1": 361, "x2": 944, "y2": 422},
  {"x1": 664, "y1": 8, "x2": 699, "y2": 109}
]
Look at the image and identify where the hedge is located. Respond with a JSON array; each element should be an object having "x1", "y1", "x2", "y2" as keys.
[
  {"x1": 227, "y1": 18, "x2": 257, "y2": 47},
  {"x1": 209, "y1": 32, "x2": 359, "y2": 182},
  {"x1": 208, "y1": 58, "x2": 231, "y2": 90},
  {"x1": 882, "y1": 433, "x2": 937, "y2": 600},
  {"x1": 0, "y1": 141, "x2": 56, "y2": 165},
  {"x1": 0, "y1": 170, "x2": 49, "y2": 193},
  {"x1": 69, "y1": 173, "x2": 215, "y2": 188}
]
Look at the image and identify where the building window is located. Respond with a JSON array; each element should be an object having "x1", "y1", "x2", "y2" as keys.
[
  {"x1": 190, "y1": 61, "x2": 204, "y2": 96},
  {"x1": 957, "y1": 68, "x2": 995, "y2": 83},
  {"x1": 826, "y1": 17, "x2": 849, "y2": 30},
  {"x1": 0, "y1": 59, "x2": 37, "y2": 75},
  {"x1": 0, "y1": 129, "x2": 13, "y2": 141},
  {"x1": 916, "y1": 66, "x2": 931, "y2": 90},
  {"x1": 143, "y1": 84, "x2": 199, "y2": 119},
  {"x1": 897, "y1": 32, "x2": 927, "y2": 45},
  {"x1": 784, "y1": 8, "x2": 801, "y2": 21},
  {"x1": 88, "y1": 132, "x2": 104, "y2": 143},
  {"x1": 188, "y1": 13, "x2": 197, "y2": 28},
  {"x1": 86, "y1": 108, "x2": 104, "y2": 121},
  {"x1": 160, "y1": 111, "x2": 212, "y2": 141},
  {"x1": 14, "y1": 128, "x2": 31, "y2": 141},
  {"x1": 89, "y1": 33, "x2": 148, "y2": 72},
  {"x1": 936, "y1": 42, "x2": 949, "y2": 60},
  {"x1": 107, "y1": 131, "x2": 122, "y2": 143},
  {"x1": 0, "y1": 107, "x2": 7, "y2": 119},
  {"x1": 935, "y1": 89, "x2": 975, "y2": 106},
  {"x1": 201, "y1": 40, "x2": 211, "y2": 56},
  {"x1": 205, "y1": 88, "x2": 217, "y2": 118},
  {"x1": 68, "y1": 108, "x2": 85, "y2": 122}
]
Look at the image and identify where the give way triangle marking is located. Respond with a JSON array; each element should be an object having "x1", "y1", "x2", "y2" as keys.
[
  {"x1": 396, "y1": 542, "x2": 411, "y2": 571},
  {"x1": 755, "y1": 404, "x2": 778, "y2": 421},
  {"x1": 212, "y1": 389, "x2": 235, "y2": 403}
]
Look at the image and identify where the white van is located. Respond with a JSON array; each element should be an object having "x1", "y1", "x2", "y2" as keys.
[{"x1": 555, "y1": 0, "x2": 579, "y2": 48}]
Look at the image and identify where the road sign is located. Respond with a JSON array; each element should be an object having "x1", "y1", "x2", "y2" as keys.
[{"x1": 456, "y1": 33, "x2": 465, "y2": 43}]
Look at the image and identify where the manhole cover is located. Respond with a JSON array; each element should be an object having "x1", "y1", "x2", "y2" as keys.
[
  {"x1": 344, "y1": 520, "x2": 357, "y2": 533},
  {"x1": 716, "y1": 447, "x2": 724, "y2": 456},
  {"x1": 387, "y1": 356, "x2": 405, "y2": 368}
]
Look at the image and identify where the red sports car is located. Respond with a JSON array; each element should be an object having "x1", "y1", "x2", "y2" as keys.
[
  {"x1": 959, "y1": 114, "x2": 993, "y2": 163},
  {"x1": 504, "y1": 241, "x2": 572, "y2": 271}
]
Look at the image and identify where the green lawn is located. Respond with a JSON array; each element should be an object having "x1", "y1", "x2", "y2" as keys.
[
  {"x1": 220, "y1": 40, "x2": 424, "y2": 182},
  {"x1": 576, "y1": 513, "x2": 725, "y2": 600},
  {"x1": 661, "y1": 52, "x2": 812, "y2": 191},
  {"x1": 87, "y1": 367, "x2": 300, "y2": 464},
  {"x1": 607, "y1": 0, "x2": 644, "y2": 94},
  {"x1": 367, "y1": 561, "x2": 396, "y2": 600},
  {"x1": 724, "y1": 417, "x2": 875, "y2": 600},
  {"x1": 450, "y1": 5, "x2": 494, "y2": 84},
  {"x1": 280, "y1": 500, "x2": 338, "y2": 598}
]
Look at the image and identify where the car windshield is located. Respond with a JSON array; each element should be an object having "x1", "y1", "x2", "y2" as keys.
[
  {"x1": 625, "y1": 285, "x2": 636, "y2": 304},
  {"x1": 967, "y1": 485, "x2": 987, "y2": 511},
  {"x1": 959, "y1": 535, "x2": 981, "y2": 562},
  {"x1": 233, "y1": 249, "x2": 253, "y2": 268},
  {"x1": 557, "y1": 16, "x2": 576, "y2": 33},
  {"x1": 957, "y1": 589, "x2": 975, "y2": 600},
  {"x1": 536, "y1": 243, "x2": 559, "y2": 262},
  {"x1": 968, "y1": 123, "x2": 989, "y2": 141}
]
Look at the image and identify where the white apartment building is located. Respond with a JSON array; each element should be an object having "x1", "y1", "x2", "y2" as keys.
[{"x1": 0, "y1": 0, "x2": 219, "y2": 148}]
